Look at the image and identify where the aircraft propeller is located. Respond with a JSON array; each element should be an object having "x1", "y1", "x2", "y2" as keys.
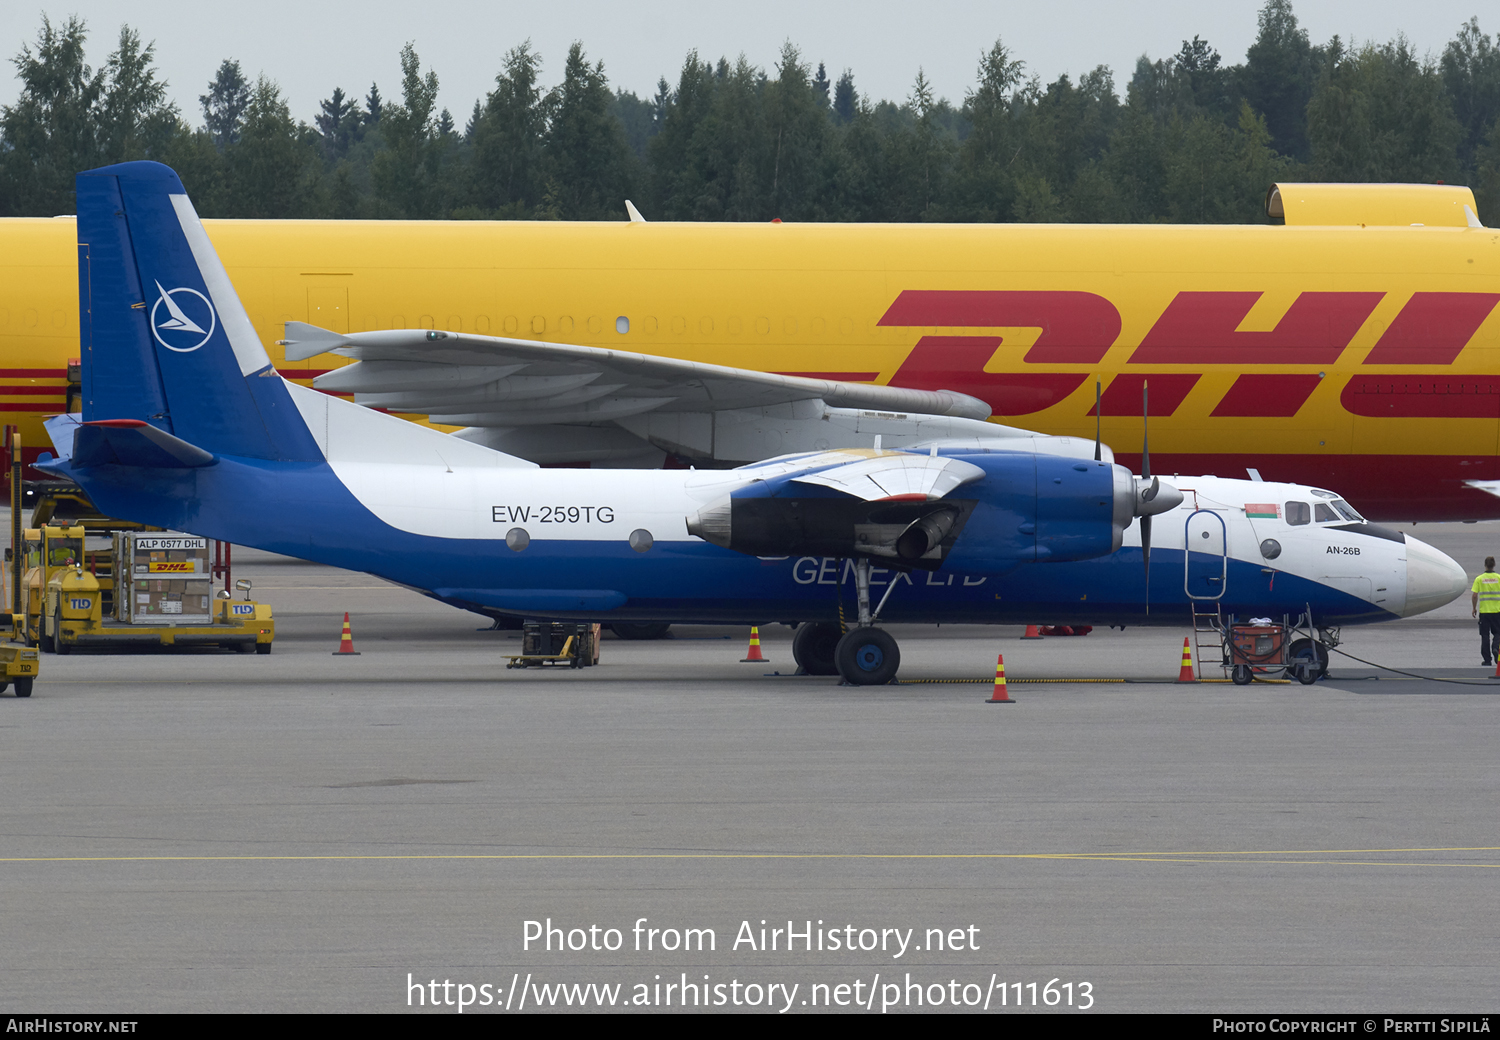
[
  {"x1": 1141, "y1": 380, "x2": 1156, "y2": 610},
  {"x1": 1094, "y1": 381, "x2": 1102, "y2": 463}
]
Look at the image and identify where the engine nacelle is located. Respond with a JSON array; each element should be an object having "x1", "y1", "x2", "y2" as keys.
[{"x1": 688, "y1": 451, "x2": 1177, "y2": 572}]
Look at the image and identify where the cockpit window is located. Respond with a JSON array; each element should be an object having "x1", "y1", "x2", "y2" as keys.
[
  {"x1": 1331, "y1": 499, "x2": 1364, "y2": 522},
  {"x1": 1285, "y1": 501, "x2": 1310, "y2": 526},
  {"x1": 1314, "y1": 502, "x2": 1339, "y2": 523}
]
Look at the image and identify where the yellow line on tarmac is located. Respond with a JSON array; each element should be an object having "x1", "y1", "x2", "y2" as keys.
[{"x1": 1, "y1": 846, "x2": 1496, "y2": 866}]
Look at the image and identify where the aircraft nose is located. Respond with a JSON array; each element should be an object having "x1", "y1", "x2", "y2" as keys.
[{"x1": 1402, "y1": 535, "x2": 1469, "y2": 617}]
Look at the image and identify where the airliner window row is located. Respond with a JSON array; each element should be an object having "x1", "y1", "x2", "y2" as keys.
[{"x1": 343, "y1": 315, "x2": 852, "y2": 337}]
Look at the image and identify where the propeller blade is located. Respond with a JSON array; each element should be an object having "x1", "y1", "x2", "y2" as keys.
[
  {"x1": 1142, "y1": 512, "x2": 1152, "y2": 615},
  {"x1": 1142, "y1": 379, "x2": 1151, "y2": 613},
  {"x1": 1141, "y1": 379, "x2": 1150, "y2": 481},
  {"x1": 1094, "y1": 381, "x2": 1101, "y2": 462}
]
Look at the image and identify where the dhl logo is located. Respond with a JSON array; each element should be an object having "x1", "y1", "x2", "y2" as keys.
[
  {"x1": 877, "y1": 290, "x2": 1500, "y2": 418},
  {"x1": 147, "y1": 561, "x2": 196, "y2": 572}
]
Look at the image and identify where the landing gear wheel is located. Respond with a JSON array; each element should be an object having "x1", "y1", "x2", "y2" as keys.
[
  {"x1": 834, "y1": 627, "x2": 900, "y2": 686},
  {"x1": 1231, "y1": 664, "x2": 1253, "y2": 685},
  {"x1": 13, "y1": 677, "x2": 32, "y2": 698},
  {"x1": 792, "y1": 622, "x2": 843, "y2": 676},
  {"x1": 1286, "y1": 638, "x2": 1329, "y2": 681},
  {"x1": 608, "y1": 622, "x2": 671, "y2": 640}
]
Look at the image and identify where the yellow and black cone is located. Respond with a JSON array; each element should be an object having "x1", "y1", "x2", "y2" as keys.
[
  {"x1": 332, "y1": 612, "x2": 360, "y2": 655},
  {"x1": 985, "y1": 653, "x2": 1015, "y2": 703}
]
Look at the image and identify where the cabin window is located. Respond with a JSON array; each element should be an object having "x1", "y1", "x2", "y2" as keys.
[{"x1": 1285, "y1": 502, "x2": 1310, "y2": 525}]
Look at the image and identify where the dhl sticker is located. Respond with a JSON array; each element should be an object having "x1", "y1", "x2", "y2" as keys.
[{"x1": 148, "y1": 562, "x2": 196, "y2": 572}]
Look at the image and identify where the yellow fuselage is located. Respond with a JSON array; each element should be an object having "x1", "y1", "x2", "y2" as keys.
[{"x1": 4, "y1": 210, "x2": 1498, "y2": 520}]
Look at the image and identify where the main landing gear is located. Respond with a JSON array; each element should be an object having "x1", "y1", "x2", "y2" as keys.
[{"x1": 790, "y1": 559, "x2": 903, "y2": 686}]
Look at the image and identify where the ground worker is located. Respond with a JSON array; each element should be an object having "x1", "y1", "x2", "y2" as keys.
[{"x1": 1472, "y1": 556, "x2": 1500, "y2": 666}]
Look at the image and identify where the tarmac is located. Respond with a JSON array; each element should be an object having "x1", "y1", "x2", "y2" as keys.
[{"x1": 0, "y1": 520, "x2": 1497, "y2": 1013}]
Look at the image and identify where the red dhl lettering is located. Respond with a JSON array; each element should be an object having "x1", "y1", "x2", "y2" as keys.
[
  {"x1": 1088, "y1": 374, "x2": 1200, "y2": 416},
  {"x1": 1211, "y1": 374, "x2": 1325, "y2": 417},
  {"x1": 877, "y1": 290, "x2": 1121, "y2": 363},
  {"x1": 1362, "y1": 292, "x2": 1500, "y2": 365},
  {"x1": 889, "y1": 337, "x2": 1086, "y2": 415},
  {"x1": 147, "y1": 561, "x2": 195, "y2": 572},
  {"x1": 1129, "y1": 291, "x2": 1384, "y2": 365}
]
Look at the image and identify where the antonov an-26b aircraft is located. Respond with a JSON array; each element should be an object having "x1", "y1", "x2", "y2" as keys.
[{"x1": 39, "y1": 163, "x2": 1468, "y2": 685}]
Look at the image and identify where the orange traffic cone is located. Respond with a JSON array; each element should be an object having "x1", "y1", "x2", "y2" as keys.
[
  {"x1": 332, "y1": 612, "x2": 360, "y2": 655},
  {"x1": 1176, "y1": 637, "x2": 1195, "y2": 682},
  {"x1": 740, "y1": 626, "x2": 767, "y2": 663},
  {"x1": 1021, "y1": 624, "x2": 1043, "y2": 640},
  {"x1": 985, "y1": 653, "x2": 1015, "y2": 703}
]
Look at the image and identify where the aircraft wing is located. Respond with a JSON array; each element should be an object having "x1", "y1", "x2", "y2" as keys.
[
  {"x1": 282, "y1": 322, "x2": 1104, "y2": 466},
  {"x1": 285, "y1": 322, "x2": 988, "y2": 420}
]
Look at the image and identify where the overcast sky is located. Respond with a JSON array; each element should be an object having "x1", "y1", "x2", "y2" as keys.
[{"x1": 0, "y1": 1, "x2": 1491, "y2": 125}]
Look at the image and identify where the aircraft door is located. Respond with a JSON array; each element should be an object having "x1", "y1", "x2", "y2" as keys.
[{"x1": 1184, "y1": 509, "x2": 1228, "y2": 600}]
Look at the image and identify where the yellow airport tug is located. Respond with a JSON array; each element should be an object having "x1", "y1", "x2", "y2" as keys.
[
  {"x1": 0, "y1": 612, "x2": 39, "y2": 696},
  {"x1": 26, "y1": 524, "x2": 274, "y2": 654}
]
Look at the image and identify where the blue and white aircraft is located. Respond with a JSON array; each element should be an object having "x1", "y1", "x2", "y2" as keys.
[{"x1": 39, "y1": 162, "x2": 1468, "y2": 685}]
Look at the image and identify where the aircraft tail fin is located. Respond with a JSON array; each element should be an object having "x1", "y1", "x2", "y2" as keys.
[{"x1": 75, "y1": 161, "x2": 320, "y2": 461}]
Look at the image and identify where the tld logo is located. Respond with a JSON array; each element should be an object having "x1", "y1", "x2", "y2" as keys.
[{"x1": 150, "y1": 280, "x2": 216, "y2": 353}]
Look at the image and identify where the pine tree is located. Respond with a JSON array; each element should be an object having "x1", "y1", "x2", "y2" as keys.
[
  {"x1": 813, "y1": 62, "x2": 831, "y2": 108},
  {"x1": 833, "y1": 69, "x2": 856, "y2": 124},
  {"x1": 315, "y1": 86, "x2": 362, "y2": 161},
  {"x1": 364, "y1": 82, "x2": 383, "y2": 125},
  {"x1": 225, "y1": 76, "x2": 314, "y2": 217},
  {"x1": 546, "y1": 43, "x2": 635, "y2": 218},
  {"x1": 200, "y1": 59, "x2": 249, "y2": 148}
]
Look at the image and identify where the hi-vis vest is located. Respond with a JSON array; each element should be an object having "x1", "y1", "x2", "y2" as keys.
[{"x1": 1474, "y1": 572, "x2": 1500, "y2": 613}]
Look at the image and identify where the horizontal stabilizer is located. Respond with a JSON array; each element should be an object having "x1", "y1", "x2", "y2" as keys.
[
  {"x1": 71, "y1": 419, "x2": 217, "y2": 469},
  {"x1": 281, "y1": 321, "x2": 355, "y2": 362}
]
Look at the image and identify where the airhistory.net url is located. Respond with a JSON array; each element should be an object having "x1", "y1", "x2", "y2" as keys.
[{"x1": 406, "y1": 972, "x2": 1095, "y2": 1012}]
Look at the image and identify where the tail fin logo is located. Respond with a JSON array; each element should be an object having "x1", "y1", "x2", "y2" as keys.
[{"x1": 150, "y1": 280, "x2": 216, "y2": 353}]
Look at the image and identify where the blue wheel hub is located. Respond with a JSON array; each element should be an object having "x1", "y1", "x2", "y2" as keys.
[{"x1": 855, "y1": 644, "x2": 884, "y2": 671}]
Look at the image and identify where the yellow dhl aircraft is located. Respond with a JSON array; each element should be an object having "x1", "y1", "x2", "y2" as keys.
[{"x1": 4, "y1": 181, "x2": 1498, "y2": 522}]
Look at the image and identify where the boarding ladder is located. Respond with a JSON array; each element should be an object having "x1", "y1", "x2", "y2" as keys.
[
  {"x1": 1184, "y1": 507, "x2": 1229, "y2": 680},
  {"x1": 1190, "y1": 602, "x2": 1225, "y2": 680}
]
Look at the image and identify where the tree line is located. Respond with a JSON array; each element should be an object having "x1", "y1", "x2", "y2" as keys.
[{"x1": 2, "y1": 0, "x2": 1499, "y2": 224}]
